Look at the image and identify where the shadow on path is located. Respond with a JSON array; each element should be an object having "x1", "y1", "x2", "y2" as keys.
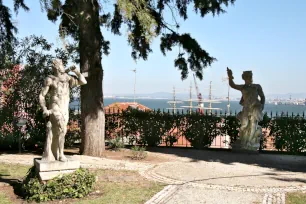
[{"x1": 146, "y1": 147, "x2": 306, "y2": 173}]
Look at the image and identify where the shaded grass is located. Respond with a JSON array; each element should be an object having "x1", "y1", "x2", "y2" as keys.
[
  {"x1": 76, "y1": 168, "x2": 165, "y2": 204},
  {"x1": 286, "y1": 192, "x2": 306, "y2": 204},
  {"x1": 0, "y1": 163, "x2": 31, "y2": 180}
]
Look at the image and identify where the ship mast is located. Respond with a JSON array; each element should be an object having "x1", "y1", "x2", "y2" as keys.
[
  {"x1": 208, "y1": 81, "x2": 212, "y2": 114},
  {"x1": 131, "y1": 68, "x2": 137, "y2": 104}
]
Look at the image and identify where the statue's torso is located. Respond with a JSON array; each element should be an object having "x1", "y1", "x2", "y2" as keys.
[
  {"x1": 240, "y1": 84, "x2": 261, "y2": 107},
  {"x1": 48, "y1": 74, "x2": 70, "y2": 115}
]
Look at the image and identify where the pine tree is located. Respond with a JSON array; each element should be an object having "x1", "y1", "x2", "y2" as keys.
[{"x1": 0, "y1": 0, "x2": 29, "y2": 65}]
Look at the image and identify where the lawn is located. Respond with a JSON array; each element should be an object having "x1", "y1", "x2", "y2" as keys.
[
  {"x1": 286, "y1": 192, "x2": 306, "y2": 204},
  {"x1": 0, "y1": 193, "x2": 12, "y2": 204},
  {"x1": 0, "y1": 163, "x2": 164, "y2": 204}
]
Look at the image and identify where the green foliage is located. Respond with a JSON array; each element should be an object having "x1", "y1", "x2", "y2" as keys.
[
  {"x1": 269, "y1": 117, "x2": 306, "y2": 154},
  {"x1": 0, "y1": 129, "x2": 19, "y2": 150},
  {"x1": 39, "y1": 0, "x2": 235, "y2": 80},
  {"x1": 165, "y1": 135, "x2": 178, "y2": 147},
  {"x1": 65, "y1": 109, "x2": 81, "y2": 148},
  {"x1": 21, "y1": 167, "x2": 95, "y2": 202},
  {"x1": 105, "y1": 111, "x2": 121, "y2": 140},
  {"x1": 0, "y1": 35, "x2": 80, "y2": 151},
  {"x1": 0, "y1": 0, "x2": 29, "y2": 65},
  {"x1": 109, "y1": 137, "x2": 125, "y2": 151},
  {"x1": 122, "y1": 109, "x2": 174, "y2": 147},
  {"x1": 182, "y1": 113, "x2": 222, "y2": 149},
  {"x1": 161, "y1": 33, "x2": 216, "y2": 80},
  {"x1": 131, "y1": 146, "x2": 147, "y2": 160},
  {"x1": 220, "y1": 116, "x2": 240, "y2": 146}
]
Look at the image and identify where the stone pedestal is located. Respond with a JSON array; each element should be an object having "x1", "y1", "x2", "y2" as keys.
[
  {"x1": 34, "y1": 157, "x2": 80, "y2": 181},
  {"x1": 231, "y1": 139, "x2": 259, "y2": 154}
]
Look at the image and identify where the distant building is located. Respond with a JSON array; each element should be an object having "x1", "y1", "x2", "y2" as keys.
[{"x1": 104, "y1": 102, "x2": 151, "y2": 114}]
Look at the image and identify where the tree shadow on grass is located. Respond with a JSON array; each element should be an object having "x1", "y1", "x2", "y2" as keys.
[
  {"x1": 0, "y1": 173, "x2": 25, "y2": 199},
  {"x1": 146, "y1": 147, "x2": 306, "y2": 173}
]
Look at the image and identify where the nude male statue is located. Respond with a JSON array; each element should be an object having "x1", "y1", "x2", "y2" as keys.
[
  {"x1": 227, "y1": 67, "x2": 265, "y2": 150},
  {"x1": 39, "y1": 59, "x2": 87, "y2": 162}
]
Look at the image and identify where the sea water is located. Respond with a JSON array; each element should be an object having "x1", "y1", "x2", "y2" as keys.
[{"x1": 70, "y1": 98, "x2": 306, "y2": 117}]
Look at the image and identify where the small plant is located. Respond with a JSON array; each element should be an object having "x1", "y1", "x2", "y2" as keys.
[
  {"x1": 131, "y1": 146, "x2": 147, "y2": 160},
  {"x1": 108, "y1": 137, "x2": 125, "y2": 151},
  {"x1": 20, "y1": 167, "x2": 95, "y2": 202}
]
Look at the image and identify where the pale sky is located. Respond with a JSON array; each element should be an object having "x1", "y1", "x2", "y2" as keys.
[{"x1": 5, "y1": 0, "x2": 306, "y2": 98}]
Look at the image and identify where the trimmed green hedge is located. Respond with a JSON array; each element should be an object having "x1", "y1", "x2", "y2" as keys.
[{"x1": 269, "y1": 117, "x2": 306, "y2": 153}]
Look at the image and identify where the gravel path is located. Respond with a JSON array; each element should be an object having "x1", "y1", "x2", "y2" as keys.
[
  {"x1": 0, "y1": 154, "x2": 154, "y2": 172},
  {"x1": 1, "y1": 149, "x2": 306, "y2": 204}
]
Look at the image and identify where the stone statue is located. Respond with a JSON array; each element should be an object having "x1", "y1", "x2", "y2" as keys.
[
  {"x1": 227, "y1": 67, "x2": 265, "y2": 150},
  {"x1": 39, "y1": 59, "x2": 87, "y2": 162}
]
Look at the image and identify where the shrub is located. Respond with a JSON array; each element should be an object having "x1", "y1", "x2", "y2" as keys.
[
  {"x1": 182, "y1": 114, "x2": 222, "y2": 149},
  {"x1": 269, "y1": 117, "x2": 306, "y2": 153},
  {"x1": 122, "y1": 109, "x2": 175, "y2": 147},
  {"x1": 131, "y1": 146, "x2": 147, "y2": 160},
  {"x1": 220, "y1": 115, "x2": 240, "y2": 146},
  {"x1": 108, "y1": 137, "x2": 125, "y2": 151},
  {"x1": 165, "y1": 135, "x2": 178, "y2": 147},
  {"x1": 21, "y1": 167, "x2": 95, "y2": 202}
]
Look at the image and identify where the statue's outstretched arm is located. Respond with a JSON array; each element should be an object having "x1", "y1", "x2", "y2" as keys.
[
  {"x1": 39, "y1": 77, "x2": 52, "y2": 117},
  {"x1": 69, "y1": 66, "x2": 87, "y2": 87},
  {"x1": 227, "y1": 67, "x2": 243, "y2": 91}
]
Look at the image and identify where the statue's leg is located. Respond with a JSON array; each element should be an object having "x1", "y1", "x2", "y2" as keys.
[
  {"x1": 239, "y1": 117, "x2": 249, "y2": 146},
  {"x1": 42, "y1": 121, "x2": 55, "y2": 161},
  {"x1": 58, "y1": 115, "x2": 68, "y2": 162},
  {"x1": 247, "y1": 119, "x2": 261, "y2": 150},
  {"x1": 50, "y1": 115, "x2": 60, "y2": 160}
]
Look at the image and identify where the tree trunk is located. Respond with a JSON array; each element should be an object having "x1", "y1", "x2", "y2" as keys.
[{"x1": 78, "y1": 0, "x2": 105, "y2": 156}]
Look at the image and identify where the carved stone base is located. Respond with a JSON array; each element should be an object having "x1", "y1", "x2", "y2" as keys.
[{"x1": 34, "y1": 157, "x2": 80, "y2": 181}]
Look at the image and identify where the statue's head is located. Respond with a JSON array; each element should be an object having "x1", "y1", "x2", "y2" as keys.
[
  {"x1": 52, "y1": 59, "x2": 65, "y2": 74},
  {"x1": 242, "y1": 71, "x2": 253, "y2": 85}
]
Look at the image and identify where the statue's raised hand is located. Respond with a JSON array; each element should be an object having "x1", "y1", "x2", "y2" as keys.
[
  {"x1": 43, "y1": 109, "x2": 52, "y2": 118},
  {"x1": 70, "y1": 65, "x2": 80, "y2": 75},
  {"x1": 227, "y1": 67, "x2": 234, "y2": 79}
]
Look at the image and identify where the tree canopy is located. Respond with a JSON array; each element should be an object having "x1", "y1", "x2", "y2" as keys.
[
  {"x1": 0, "y1": 0, "x2": 29, "y2": 65},
  {"x1": 40, "y1": 0, "x2": 235, "y2": 80}
]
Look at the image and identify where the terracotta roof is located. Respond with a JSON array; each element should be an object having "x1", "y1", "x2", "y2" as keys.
[{"x1": 104, "y1": 102, "x2": 151, "y2": 114}]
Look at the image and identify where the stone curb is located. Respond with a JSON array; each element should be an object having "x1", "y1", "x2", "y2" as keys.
[
  {"x1": 262, "y1": 193, "x2": 286, "y2": 204},
  {"x1": 145, "y1": 185, "x2": 179, "y2": 204}
]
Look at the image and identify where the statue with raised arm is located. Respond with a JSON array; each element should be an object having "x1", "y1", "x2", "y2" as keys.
[
  {"x1": 39, "y1": 59, "x2": 87, "y2": 162},
  {"x1": 227, "y1": 67, "x2": 265, "y2": 151}
]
